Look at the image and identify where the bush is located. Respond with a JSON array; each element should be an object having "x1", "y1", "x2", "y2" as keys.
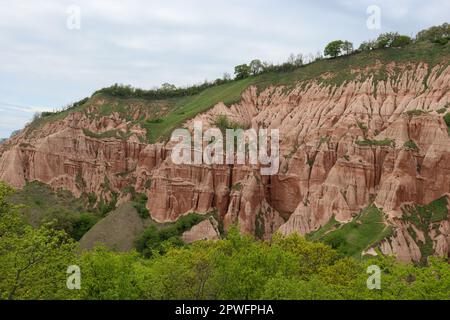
[
  {"x1": 42, "y1": 208, "x2": 99, "y2": 241},
  {"x1": 71, "y1": 213, "x2": 100, "y2": 240},
  {"x1": 416, "y1": 23, "x2": 450, "y2": 43},
  {"x1": 406, "y1": 109, "x2": 426, "y2": 117},
  {"x1": 40, "y1": 111, "x2": 55, "y2": 118},
  {"x1": 135, "y1": 213, "x2": 205, "y2": 257},
  {"x1": 324, "y1": 40, "x2": 344, "y2": 58},
  {"x1": 444, "y1": 113, "x2": 450, "y2": 135},
  {"x1": 391, "y1": 35, "x2": 412, "y2": 48},
  {"x1": 234, "y1": 64, "x2": 251, "y2": 80},
  {"x1": 376, "y1": 32, "x2": 400, "y2": 49},
  {"x1": 98, "y1": 193, "x2": 118, "y2": 216},
  {"x1": 404, "y1": 140, "x2": 419, "y2": 151},
  {"x1": 87, "y1": 192, "x2": 97, "y2": 206},
  {"x1": 444, "y1": 113, "x2": 450, "y2": 127},
  {"x1": 132, "y1": 193, "x2": 150, "y2": 219},
  {"x1": 214, "y1": 115, "x2": 246, "y2": 133},
  {"x1": 95, "y1": 82, "x2": 221, "y2": 101}
]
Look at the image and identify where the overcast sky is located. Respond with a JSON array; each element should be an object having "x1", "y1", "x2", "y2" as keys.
[{"x1": 0, "y1": 0, "x2": 449, "y2": 137}]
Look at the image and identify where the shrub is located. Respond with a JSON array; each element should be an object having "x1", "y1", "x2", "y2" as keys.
[
  {"x1": 391, "y1": 35, "x2": 412, "y2": 48},
  {"x1": 42, "y1": 208, "x2": 99, "y2": 241},
  {"x1": 135, "y1": 213, "x2": 205, "y2": 257},
  {"x1": 87, "y1": 192, "x2": 97, "y2": 206},
  {"x1": 324, "y1": 40, "x2": 344, "y2": 58},
  {"x1": 71, "y1": 213, "x2": 100, "y2": 240},
  {"x1": 404, "y1": 140, "x2": 419, "y2": 151},
  {"x1": 214, "y1": 115, "x2": 246, "y2": 133},
  {"x1": 406, "y1": 109, "x2": 426, "y2": 117},
  {"x1": 132, "y1": 193, "x2": 150, "y2": 219},
  {"x1": 356, "y1": 139, "x2": 395, "y2": 147},
  {"x1": 232, "y1": 182, "x2": 243, "y2": 191},
  {"x1": 416, "y1": 23, "x2": 450, "y2": 43},
  {"x1": 444, "y1": 113, "x2": 450, "y2": 127},
  {"x1": 234, "y1": 64, "x2": 251, "y2": 80},
  {"x1": 444, "y1": 113, "x2": 450, "y2": 135},
  {"x1": 41, "y1": 111, "x2": 55, "y2": 117},
  {"x1": 98, "y1": 193, "x2": 118, "y2": 216},
  {"x1": 376, "y1": 32, "x2": 399, "y2": 48}
]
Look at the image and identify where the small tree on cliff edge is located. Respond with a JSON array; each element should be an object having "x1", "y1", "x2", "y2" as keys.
[
  {"x1": 249, "y1": 59, "x2": 263, "y2": 76},
  {"x1": 324, "y1": 40, "x2": 344, "y2": 58},
  {"x1": 234, "y1": 64, "x2": 251, "y2": 80},
  {"x1": 342, "y1": 41, "x2": 354, "y2": 55}
]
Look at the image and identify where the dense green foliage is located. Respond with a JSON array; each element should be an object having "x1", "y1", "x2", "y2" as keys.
[
  {"x1": 0, "y1": 182, "x2": 449, "y2": 300},
  {"x1": 324, "y1": 40, "x2": 345, "y2": 58},
  {"x1": 8, "y1": 181, "x2": 100, "y2": 240},
  {"x1": 356, "y1": 138, "x2": 395, "y2": 147},
  {"x1": 131, "y1": 193, "x2": 150, "y2": 219},
  {"x1": 234, "y1": 64, "x2": 252, "y2": 80},
  {"x1": 444, "y1": 113, "x2": 450, "y2": 135},
  {"x1": 93, "y1": 81, "x2": 232, "y2": 101},
  {"x1": 416, "y1": 22, "x2": 449, "y2": 44},
  {"x1": 404, "y1": 140, "x2": 419, "y2": 151},
  {"x1": 0, "y1": 183, "x2": 78, "y2": 299},
  {"x1": 135, "y1": 213, "x2": 206, "y2": 258}
]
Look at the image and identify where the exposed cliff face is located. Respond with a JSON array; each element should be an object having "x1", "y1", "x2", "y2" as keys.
[{"x1": 1, "y1": 62, "x2": 449, "y2": 262}]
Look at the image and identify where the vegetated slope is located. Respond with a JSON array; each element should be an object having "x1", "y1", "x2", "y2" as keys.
[
  {"x1": 8, "y1": 181, "x2": 100, "y2": 241},
  {"x1": 0, "y1": 42, "x2": 449, "y2": 262}
]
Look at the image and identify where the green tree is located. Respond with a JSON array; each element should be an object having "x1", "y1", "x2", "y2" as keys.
[
  {"x1": 234, "y1": 64, "x2": 251, "y2": 80},
  {"x1": 324, "y1": 40, "x2": 344, "y2": 58},
  {"x1": 249, "y1": 59, "x2": 263, "y2": 76},
  {"x1": 342, "y1": 41, "x2": 354, "y2": 55},
  {"x1": 416, "y1": 23, "x2": 450, "y2": 44},
  {"x1": 391, "y1": 35, "x2": 412, "y2": 47},
  {"x1": 0, "y1": 182, "x2": 79, "y2": 300},
  {"x1": 160, "y1": 83, "x2": 176, "y2": 91},
  {"x1": 376, "y1": 32, "x2": 399, "y2": 48},
  {"x1": 358, "y1": 40, "x2": 377, "y2": 51},
  {"x1": 79, "y1": 247, "x2": 142, "y2": 300}
]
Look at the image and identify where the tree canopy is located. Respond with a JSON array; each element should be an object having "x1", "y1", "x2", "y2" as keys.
[{"x1": 0, "y1": 181, "x2": 449, "y2": 300}]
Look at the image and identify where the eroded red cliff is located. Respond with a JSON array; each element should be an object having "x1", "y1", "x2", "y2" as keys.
[{"x1": 1, "y1": 62, "x2": 449, "y2": 262}]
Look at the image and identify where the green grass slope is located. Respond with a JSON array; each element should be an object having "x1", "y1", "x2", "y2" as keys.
[
  {"x1": 307, "y1": 205, "x2": 393, "y2": 259},
  {"x1": 24, "y1": 41, "x2": 450, "y2": 144}
]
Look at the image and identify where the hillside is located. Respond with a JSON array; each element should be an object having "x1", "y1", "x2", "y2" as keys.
[{"x1": 0, "y1": 41, "x2": 450, "y2": 263}]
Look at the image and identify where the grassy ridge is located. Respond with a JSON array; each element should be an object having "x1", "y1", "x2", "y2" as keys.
[
  {"x1": 141, "y1": 78, "x2": 255, "y2": 142},
  {"x1": 24, "y1": 42, "x2": 450, "y2": 143}
]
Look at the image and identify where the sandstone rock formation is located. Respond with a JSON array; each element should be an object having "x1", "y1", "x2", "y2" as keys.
[
  {"x1": 1, "y1": 62, "x2": 450, "y2": 262},
  {"x1": 181, "y1": 218, "x2": 221, "y2": 244}
]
